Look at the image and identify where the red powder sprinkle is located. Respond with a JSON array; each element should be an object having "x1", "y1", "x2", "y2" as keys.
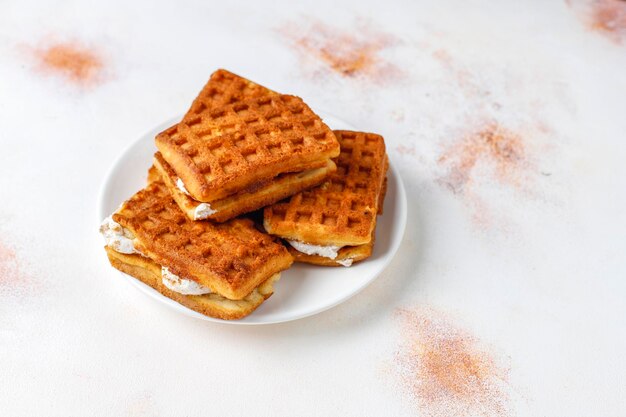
[
  {"x1": 279, "y1": 20, "x2": 401, "y2": 83},
  {"x1": 432, "y1": 48, "x2": 491, "y2": 104},
  {"x1": 396, "y1": 145, "x2": 416, "y2": 156},
  {"x1": 0, "y1": 241, "x2": 27, "y2": 295},
  {"x1": 33, "y1": 41, "x2": 104, "y2": 86},
  {"x1": 438, "y1": 122, "x2": 527, "y2": 195},
  {"x1": 394, "y1": 307, "x2": 511, "y2": 417},
  {"x1": 590, "y1": 0, "x2": 626, "y2": 42},
  {"x1": 568, "y1": 0, "x2": 626, "y2": 44}
]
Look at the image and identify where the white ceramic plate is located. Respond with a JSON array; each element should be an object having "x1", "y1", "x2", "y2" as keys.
[{"x1": 98, "y1": 113, "x2": 407, "y2": 324}]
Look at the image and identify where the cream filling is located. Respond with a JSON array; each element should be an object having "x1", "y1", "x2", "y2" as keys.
[
  {"x1": 287, "y1": 240, "x2": 342, "y2": 259},
  {"x1": 161, "y1": 267, "x2": 212, "y2": 295},
  {"x1": 194, "y1": 203, "x2": 218, "y2": 220},
  {"x1": 176, "y1": 178, "x2": 190, "y2": 195},
  {"x1": 336, "y1": 258, "x2": 354, "y2": 267},
  {"x1": 100, "y1": 216, "x2": 140, "y2": 254},
  {"x1": 177, "y1": 178, "x2": 218, "y2": 220}
]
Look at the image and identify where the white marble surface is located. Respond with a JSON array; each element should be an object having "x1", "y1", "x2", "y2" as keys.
[{"x1": 0, "y1": 1, "x2": 624, "y2": 416}]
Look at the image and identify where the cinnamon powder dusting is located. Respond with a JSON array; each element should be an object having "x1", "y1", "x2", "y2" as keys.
[
  {"x1": 396, "y1": 145, "x2": 416, "y2": 156},
  {"x1": 279, "y1": 20, "x2": 401, "y2": 82},
  {"x1": 438, "y1": 123, "x2": 527, "y2": 195},
  {"x1": 568, "y1": 0, "x2": 626, "y2": 44},
  {"x1": 33, "y1": 41, "x2": 104, "y2": 86},
  {"x1": 590, "y1": 0, "x2": 626, "y2": 42},
  {"x1": 0, "y1": 241, "x2": 28, "y2": 295},
  {"x1": 394, "y1": 307, "x2": 511, "y2": 417}
]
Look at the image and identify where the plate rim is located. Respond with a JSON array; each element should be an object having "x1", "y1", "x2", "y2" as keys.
[{"x1": 97, "y1": 113, "x2": 407, "y2": 325}]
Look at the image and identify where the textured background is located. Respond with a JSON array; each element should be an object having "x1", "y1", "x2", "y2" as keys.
[{"x1": 0, "y1": 1, "x2": 624, "y2": 416}]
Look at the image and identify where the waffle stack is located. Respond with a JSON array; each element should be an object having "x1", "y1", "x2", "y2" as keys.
[
  {"x1": 154, "y1": 69, "x2": 340, "y2": 222},
  {"x1": 100, "y1": 69, "x2": 389, "y2": 320}
]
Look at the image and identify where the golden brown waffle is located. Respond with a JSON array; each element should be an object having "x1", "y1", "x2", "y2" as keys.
[
  {"x1": 288, "y1": 166, "x2": 387, "y2": 266},
  {"x1": 106, "y1": 248, "x2": 279, "y2": 320},
  {"x1": 112, "y1": 180, "x2": 293, "y2": 300},
  {"x1": 287, "y1": 227, "x2": 377, "y2": 267},
  {"x1": 153, "y1": 152, "x2": 335, "y2": 222},
  {"x1": 147, "y1": 165, "x2": 161, "y2": 184},
  {"x1": 378, "y1": 174, "x2": 388, "y2": 215},
  {"x1": 183, "y1": 69, "x2": 278, "y2": 120},
  {"x1": 264, "y1": 130, "x2": 388, "y2": 247},
  {"x1": 155, "y1": 93, "x2": 340, "y2": 202}
]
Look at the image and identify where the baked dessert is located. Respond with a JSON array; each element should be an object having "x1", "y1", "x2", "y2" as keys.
[
  {"x1": 100, "y1": 176, "x2": 293, "y2": 320},
  {"x1": 155, "y1": 69, "x2": 340, "y2": 222},
  {"x1": 153, "y1": 152, "x2": 335, "y2": 222},
  {"x1": 263, "y1": 130, "x2": 388, "y2": 267}
]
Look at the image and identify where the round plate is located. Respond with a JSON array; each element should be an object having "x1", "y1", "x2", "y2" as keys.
[{"x1": 98, "y1": 113, "x2": 407, "y2": 324}]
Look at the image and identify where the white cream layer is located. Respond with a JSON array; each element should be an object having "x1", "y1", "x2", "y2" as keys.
[
  {"x1": 176, "y1": 178, "x2": 190, "y2": 195},
  {"x1": 101, "y1": 215, "x2": 213, "y2": 296},
  {"x1": 194, "y1": 203, "x2": 218, "y2": 220},
  {"x1": 100, "y1": 216, "x2": 140, "y2": 254},
  {"x1": 336, "y1": 258, "x2": 354, "y2": 267},
  {"x1": 287, "y1": 240, "x2": 342, "y2": 260},
  {"x1": 161, "y1": 267, "x2": 212, "y2": 295},
  {"x1": 176, "y1": 178, "x2": 218, "y2": 220}
]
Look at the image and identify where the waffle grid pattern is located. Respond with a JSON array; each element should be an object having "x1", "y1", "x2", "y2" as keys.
[
  {"x1": 161, "y1": 94, "x2": 337, "y2": 186},
  {"x1": 184, "y1": 69, "x2": 277, "y2": 119},
  {"x1": 265, "y1": 131, "x2": 386, "y2": 242},
  {"x1": 114, "y1": 181, "x2": 285, "y2": 284}
]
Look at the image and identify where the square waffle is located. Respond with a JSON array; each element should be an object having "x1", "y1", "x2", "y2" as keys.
[
  {"x1": 153, "y1": 152, "x2": 336, "y2": 222},
  {"x1": 155, "y1": 74, "x2": 340, "y2": 203},
  {"x1": 182, "y1": 69, "x2": 278, "y2": 120},
  {"x1": 284, "y1": 173, "x2": 387, "y2": 267},
  {"x1": 263, "y1": 130, "x2": 388, "y2": 248},
  {"x1": 104, "y1": 179, "x2": 293, "y2": 302}
]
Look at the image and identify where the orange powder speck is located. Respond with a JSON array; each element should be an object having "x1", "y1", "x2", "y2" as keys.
[
  {"x1": 396, "y1": 145, "x2": 416, "y2": 156},
  {"x1": 438, "y1": 123, "x2": 526, "y2": 195},
  {"x1": 279, "y1": 20, "x2": 401, "y2": 83},
  {"x1": 568, "y1": 0, "x2": 626, "y2": 44},
  {"x1": 432, "y1": 48, "x2": 490, "y2": 100},
  {"x1": 590, "y1": 0, "x2": 626, "y2": 41},
  {"x1": 34, "y1": 42, "x2": 104, "y2": 86},
  {"x1": 0, "y1": 241, "x2": 26, "y2": 294},
  {"x1": 394, "y1": 307, "x2": 511, "y2": 417}
]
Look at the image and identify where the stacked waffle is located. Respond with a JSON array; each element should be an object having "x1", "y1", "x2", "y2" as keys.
[{"x1": 100, "y1": 69, "x2": 389, "y2": 320}]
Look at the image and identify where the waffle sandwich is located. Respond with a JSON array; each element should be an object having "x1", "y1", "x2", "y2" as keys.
[
  {"x1": 153, "y1": 152, "x2": 336, "y2": 222},
  {"x1": 155, "y1": 69, "x2": 340, "y2": 222},
  {"x1": 100, "y1": 175, "x2": 293, "y2": 320},
  {"x1": 264, "y1": 130, "x2": 388, "y2": 267}
]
